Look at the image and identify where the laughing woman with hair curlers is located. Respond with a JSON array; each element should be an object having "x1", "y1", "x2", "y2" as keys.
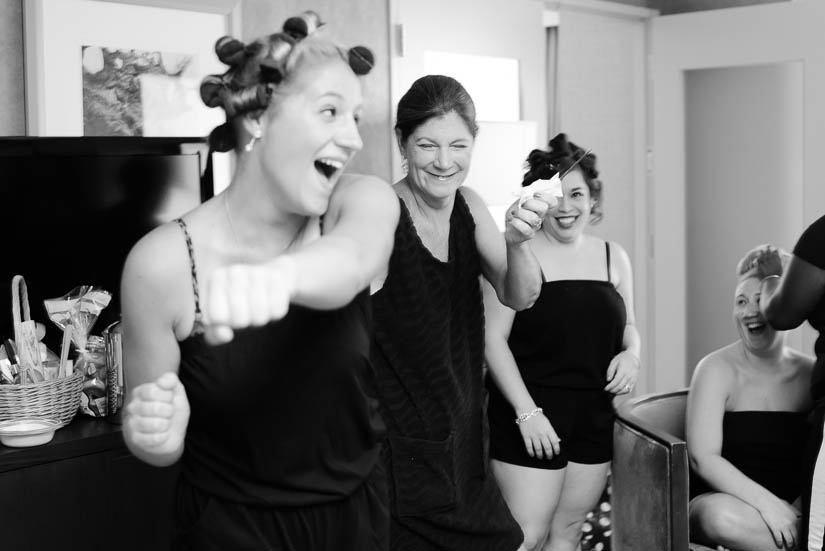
[{"x1": 120, "y1": 11, "x2": 398, "y2": 551}]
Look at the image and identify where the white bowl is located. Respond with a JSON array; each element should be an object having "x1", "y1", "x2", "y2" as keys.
[{"x1": 0, "y1": 419, "x2": 60, "y2": 447}]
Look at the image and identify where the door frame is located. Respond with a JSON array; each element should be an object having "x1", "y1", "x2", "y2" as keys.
[{"x1": 649, "y1": 0, "x2": 825, "y2": 391}]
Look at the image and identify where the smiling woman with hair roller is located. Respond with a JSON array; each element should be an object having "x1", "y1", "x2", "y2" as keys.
[
  {"x1": 120, "y1": 11, "x2": 398, "y2": 550},
  {"x1": 483, "y1": 133, "x2": 641, "y2": 551}
]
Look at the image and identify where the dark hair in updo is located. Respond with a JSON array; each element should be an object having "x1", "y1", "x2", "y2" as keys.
[
  {"x1": 522, "y1": 133, "x2": 603, "y2": 224},
  {"x1": 395, "y1": 75, "x2": 478, "y2": 143},
  {"x1": 200, "y1": 10, "x2": 375, "y2": 152}
]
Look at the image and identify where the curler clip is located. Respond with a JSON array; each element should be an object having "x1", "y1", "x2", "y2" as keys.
[
  {"x1": 348, "y1": 46, "x2": 375, "y2": 76},
  {"x1": 215, "y1": 35, "x2": 247, "y2": 67},
  {"x1": 200, "y1": 74, "x2": 227, "y2": 108},
  {"x1": 283, "y1": 10, "x2": 323, "y2": 40}
]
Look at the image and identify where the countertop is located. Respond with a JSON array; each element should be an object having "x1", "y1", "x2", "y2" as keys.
[{"x1": 0, "y1": 412, "x2": 126, "y2": 473}]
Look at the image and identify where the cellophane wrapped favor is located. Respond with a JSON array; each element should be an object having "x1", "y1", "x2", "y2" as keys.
[{"x1": 43, "y1": 286, "x2": 112, "y2": 416}]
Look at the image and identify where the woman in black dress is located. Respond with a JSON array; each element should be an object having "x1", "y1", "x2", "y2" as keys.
[{"x1": 370, "y1": 74, "x2": 553, "y2": 550}]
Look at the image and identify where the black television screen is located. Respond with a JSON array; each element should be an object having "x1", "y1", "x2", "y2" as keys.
[{"x1": 0, "y1": 137, "x2": 213, "y2": 353}]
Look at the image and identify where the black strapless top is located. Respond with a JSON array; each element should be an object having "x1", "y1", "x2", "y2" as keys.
[
  {"x1": 690, "y1": 410, "x2": 810, "y2": 502},
  {"x1": 508, "y1": 278, "x2": 626, "y2": 389}
]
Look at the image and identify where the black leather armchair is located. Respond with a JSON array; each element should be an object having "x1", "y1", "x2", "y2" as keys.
[{"x1": 611, "y1": 389, "x2": 714, "y2": 551}]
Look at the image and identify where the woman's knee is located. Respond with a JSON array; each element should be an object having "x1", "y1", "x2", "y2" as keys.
[
  {"x1": 548, "y1": 515, "x2": 587, "y2": 545},
  {"x1": 520, "y1": 524, "x2": 549, "y2": 551},
  {"x1": 692, "y1": 496, "x2": 749, "y2": 544}
]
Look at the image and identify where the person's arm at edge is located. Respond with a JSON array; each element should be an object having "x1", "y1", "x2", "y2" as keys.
[{"x1": 761, "y1": 254, "x2": 825, "y2": 330}]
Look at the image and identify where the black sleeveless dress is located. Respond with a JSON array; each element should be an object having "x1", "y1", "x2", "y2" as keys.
[
  {"x1": 488, "y1": 243, "x2": 627, "y2": 469},
  {"x1": 170, "y1": 219, "x2": 388, "y2": 550},
  {"x1": 371, "y1": 192, "x2": 524, "y2": 551}
]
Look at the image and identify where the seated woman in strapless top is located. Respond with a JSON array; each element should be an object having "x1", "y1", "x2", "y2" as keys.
[{"x1": 687, "y1": 246, "x2": 814, "y2": 551}]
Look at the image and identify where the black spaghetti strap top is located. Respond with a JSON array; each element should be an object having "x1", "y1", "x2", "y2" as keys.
[
  {"x1": 172, "y1": 218, "x2": 385, "y2": 507},
  {"x1": 509, "y1": 242, "x2": 627, "y2": 389}
]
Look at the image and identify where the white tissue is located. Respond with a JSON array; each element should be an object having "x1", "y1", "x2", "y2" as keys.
[{"x1": 518, "y1": 173, "x2": 563, "y2": 207}]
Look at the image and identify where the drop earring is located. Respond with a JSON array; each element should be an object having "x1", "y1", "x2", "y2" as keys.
[
  {"x1": 401, "y1": 156, "x2": 408, "y2": 174},
  {"x1": 244, "y1": 126, "x2": 262, "y2": 152}
]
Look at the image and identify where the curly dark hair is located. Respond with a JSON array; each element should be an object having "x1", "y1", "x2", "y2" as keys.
[
  {"x1": 199, "y1": 11, "x2": 374, "y2": 152},
  {"x1": 522, "y1": 133, "x2": 603, "y2": 224}
]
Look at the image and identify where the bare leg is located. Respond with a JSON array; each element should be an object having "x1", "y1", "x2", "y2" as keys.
[
  {"x1": 491, "y1": 459, "x2": 567, "y2": 551},
  {"x1": 543, "y1": 461, "x2": 610, "y2": 551},
  {"x1": 689, "y1": 492, "x2": 797, "y2": 551}
]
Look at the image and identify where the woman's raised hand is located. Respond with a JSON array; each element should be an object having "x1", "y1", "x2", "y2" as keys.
[
  {"x1": 742, "y1": 243, "x2": 790, "y2": 277},
  {"x1": 504, "y1": 194, "x2": 553, "y2": 244},
  {"x1": 202, "y1": 256, "x2": 296, "y2": 345}
]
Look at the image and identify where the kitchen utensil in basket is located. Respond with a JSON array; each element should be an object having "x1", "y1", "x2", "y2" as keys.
[{"x1": 0, "y1": 276, "x2": 83, "y2": 427}]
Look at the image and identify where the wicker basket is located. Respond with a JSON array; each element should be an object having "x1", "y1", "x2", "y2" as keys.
[
  {"x1": 0, "y1": 371, "x2": 84, "y2": 427},
  {"x1": 0, "y1": 275, "x2": 84, "y2": 428}
]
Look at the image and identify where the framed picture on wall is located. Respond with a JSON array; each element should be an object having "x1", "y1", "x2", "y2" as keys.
[{"x1": 23, "y1": 0, "x2": 241, "y2": 137}]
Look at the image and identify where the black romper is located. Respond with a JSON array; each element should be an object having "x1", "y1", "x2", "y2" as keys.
[
  {"x1": 371, "y1": 193, "x2": 524, "y2": 551},
  {"x1": 170, "y1": 219, "x2": 389, "y2": 551},
  {"x1": 488, "y1": 242, "x2": 627, "y2": 469}
]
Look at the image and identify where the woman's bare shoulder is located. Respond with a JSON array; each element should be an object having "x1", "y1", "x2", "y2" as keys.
[
  {"x1": 457, "y1": 185, "x2": 489, "y2": 215},
  {"x1": 331, "y1": 173, "x2": 398, "y2": 211},
  {"x1": 336, "y1": 172, "x2": 392, "y2": 194},
  {"x1": 120, "y1": 219, "x2": 203, "y2": 315},
  {"x1": 692, "y1": 344, "x2": 739, "y2": 385}
]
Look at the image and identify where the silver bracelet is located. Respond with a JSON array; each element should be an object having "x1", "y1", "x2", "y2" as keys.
[
  {"x1": 515, "y1": 407, "x2": 543, "y2": 425},
  {"x1": 759, "y1": 274, "x2": 781, "y2": 295}
]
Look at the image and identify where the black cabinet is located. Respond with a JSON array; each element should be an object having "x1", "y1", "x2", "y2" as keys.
[{"x1": 0, "y1": 415, "x2": 178, "y2": 551}]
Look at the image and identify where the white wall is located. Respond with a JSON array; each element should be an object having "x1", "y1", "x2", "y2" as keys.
[
  {"x1": 555, "y1": 7, "x2": 649, "y2": 275},
  {"x1": 390, "y1": 0, "x2": 547, "y2": 182},
  {"x1": 685, "y1": 63, "x2": 804, "y2": 375},
  {"x1": 553, "y1": 1, "x2": 655, "y2": 393},
  {"x1": 650, "y1": 0, "x2": 825, "y2": 391}
]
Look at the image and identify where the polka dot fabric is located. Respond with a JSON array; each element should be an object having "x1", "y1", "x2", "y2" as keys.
[{"x1": 581, "y1": 472, "x2": 612, "y2": 551}]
